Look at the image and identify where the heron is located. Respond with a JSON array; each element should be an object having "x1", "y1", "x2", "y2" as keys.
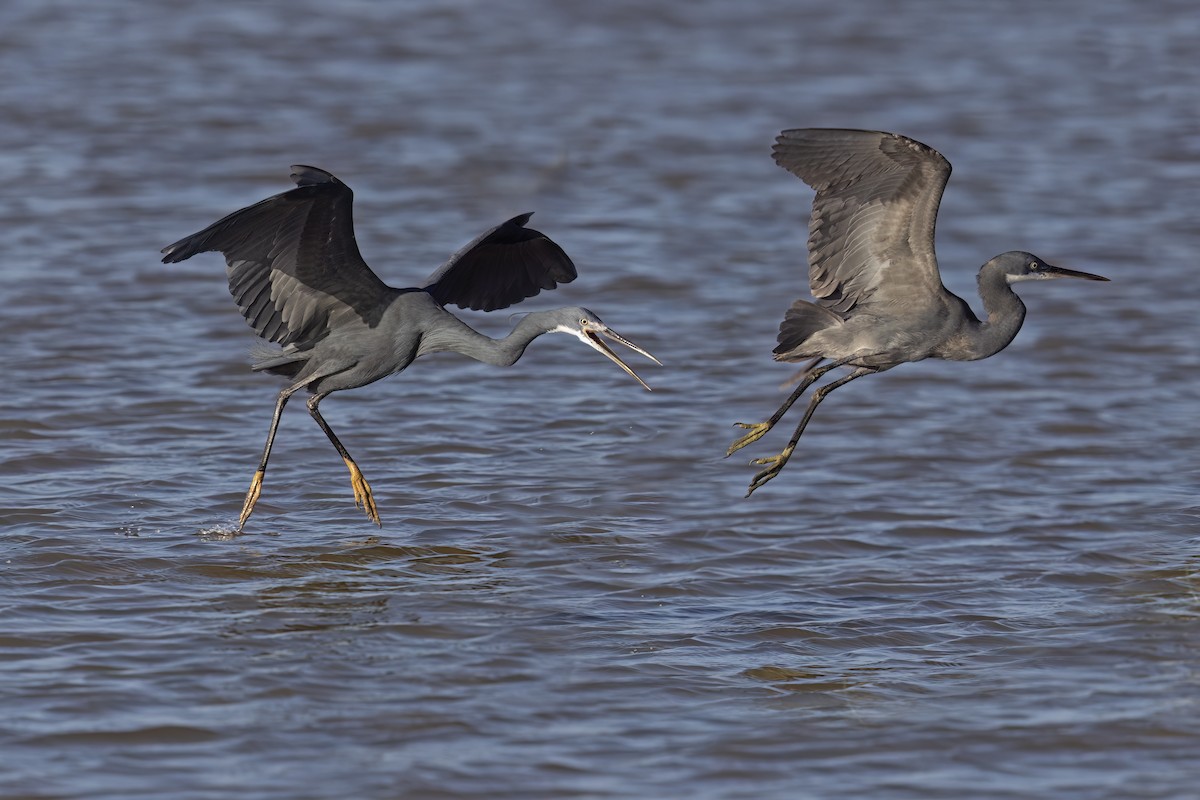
[
  {"x1": 727, "y1": 128, "x2": 1109, "y2": 496},
  {"x1": 162, "y1": 165, "x2": 659, "y2": 531}
]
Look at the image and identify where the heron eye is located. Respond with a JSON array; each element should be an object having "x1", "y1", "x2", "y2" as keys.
[
  {"x1": 579, "y1": 318, "x2": 589, "y2": 327},
  {"x1": 1029, "y1": 261, "x2": 1040, "y2": 270}
]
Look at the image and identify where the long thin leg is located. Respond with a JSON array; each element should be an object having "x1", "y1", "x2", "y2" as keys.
[
  {"x1": 306, "y1": 393, "x2": 381, "y2": 527},
  {"x1": 238, "y1": 385, "x2": 303, "y2": 532},
  {"x1": 745, "y1": 366, "x2": 877, "y2": 497},
  {"x1": 727, "y1": 355, "x2": 859, "y2": 457}
]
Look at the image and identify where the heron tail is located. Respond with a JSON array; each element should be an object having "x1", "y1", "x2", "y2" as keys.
[
  {"x1": 773, "y1": 299, "x2": 841, "y2": 360},
  {"x1": 249, "y1": 342, "x2": 309, "y2": 378}
]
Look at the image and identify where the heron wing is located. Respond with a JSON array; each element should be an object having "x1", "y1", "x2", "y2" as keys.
[
  {"x1": 161, "y1": 165, "x2": 392, "y2": 347},
  {"x1": 772, "y1": 129, "x2": 952, "y2": 315},
  {"x1": 422, "y1": 213, "x2": 577, "y2": 312}
]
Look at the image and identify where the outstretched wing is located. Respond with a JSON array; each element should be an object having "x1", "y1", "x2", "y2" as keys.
[
  {"x1": 423, "y1": 213, "x2": 577, "y2": 312},
  {"x1": 772, "y1": 128, "x2": 952, "y2": 315},
  {"x1": 161, "y1": 165, "x2": 392, "y2": 347}
]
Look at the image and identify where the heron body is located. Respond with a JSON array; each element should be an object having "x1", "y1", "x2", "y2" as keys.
[
  {"x1": 728, "y1": 129, "x2": 1109, "y2": 496},
  {"x1": 163, "y1": 165, "x2": 658, "y2": 531}
]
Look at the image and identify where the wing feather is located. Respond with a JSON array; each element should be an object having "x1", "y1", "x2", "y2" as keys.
[
  {"x1": 772, "y1": 129, "x2": 952, "y2": 315},
  {"x1": 423, "y1": 213, "x2": 577, "y2": 312},
  {"x1": 161, "y1": 165, "x2": 392, "y2": 346}
]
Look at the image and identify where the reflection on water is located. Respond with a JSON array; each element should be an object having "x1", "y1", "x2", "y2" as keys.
[{"x1": 2, "y1": 0, "x2": 1199, "y2": 797}]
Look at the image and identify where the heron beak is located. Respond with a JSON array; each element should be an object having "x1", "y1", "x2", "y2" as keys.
[
  {"x1": 1042, "y1": 264, "x2": 1110, "y2": 282},
  {"x1": 581, "y1": 324, "x2": 661, "y2": 391}
]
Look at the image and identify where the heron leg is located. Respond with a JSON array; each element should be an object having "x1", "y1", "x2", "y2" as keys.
[
  {"x1": 238, "y1": 385, "x2": 302, "y2": 532},
  {"x1": 306, "y1": 393, "x2": 381, "y2": 527},
  {"x1": 745, "y1": 367, "x2": 876, "y2": 497},
  {"x1": 727, "y1": 356, "x2": 854, "y2": 457}
]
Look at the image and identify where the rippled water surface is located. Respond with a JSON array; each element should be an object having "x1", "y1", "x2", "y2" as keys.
[{"x1": 2, "y1": 1, "x2": 1198, "y2": 798}]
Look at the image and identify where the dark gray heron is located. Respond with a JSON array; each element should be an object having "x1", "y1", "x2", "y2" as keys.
[
  {"x1": 162, "y1": 165, "x2": 659, "y2": 530},
  {"x1": 728, "y1": 129, "x2": 1109, "y2": 496}
]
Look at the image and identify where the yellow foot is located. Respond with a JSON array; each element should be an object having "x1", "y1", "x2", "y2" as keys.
[
  {"x1": 237, "y1": 470, "x2": 264, "y2": 532},
  {"x1": 727, "y1": 421, "x2": 772, "y2": 457},
  {"x1": 745, "y1": 445, "x2": 796, "y2": 498},
  {"x1": 345, "y1": 458, "x2": 381, "y2": 527}
]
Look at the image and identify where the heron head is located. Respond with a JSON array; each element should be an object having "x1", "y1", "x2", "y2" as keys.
[
  {"x1": 550, "y1": 307, "x2": 661, "y2": 391},
  {"x1": 996, "y1": 252, "x2": 1109, "y2": 284}
]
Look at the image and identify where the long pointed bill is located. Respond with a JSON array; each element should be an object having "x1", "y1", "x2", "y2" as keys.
[
  {"x1": 582, "y1": 325, "x2": 661, "y2": 391},
  {"x1": 1044, "y1": 264, "x2": 1110, "y2": 282}
]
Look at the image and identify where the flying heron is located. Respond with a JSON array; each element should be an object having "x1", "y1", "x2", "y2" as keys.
[
  {"x1": 162, "y1": 165, "x2": 659, "y2": 530},
  {"x1": 728, "y1": 128, "x2": 1109, "y2": 496}
]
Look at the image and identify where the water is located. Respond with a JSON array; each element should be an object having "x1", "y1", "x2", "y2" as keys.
[{"x1": 2, "y1": 1, "x2": 1198, "y2": 797}]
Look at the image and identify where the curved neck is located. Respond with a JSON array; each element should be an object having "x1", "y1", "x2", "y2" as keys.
[
  {"x1": 417, "y1": 310, "x2": 558, "y2": 367},
  {"x1": 963, "y1": 265, "x2": 1027, "y2": 360}
]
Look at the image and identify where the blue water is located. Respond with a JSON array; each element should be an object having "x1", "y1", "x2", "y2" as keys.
[{"x1": 2, "y1": 1, "x2": 1197, "y2": 798}]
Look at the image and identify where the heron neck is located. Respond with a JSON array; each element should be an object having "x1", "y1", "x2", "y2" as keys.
[
  {"x1": 420, "y1": 311, "x2": 554, "y2": 367},
  {"x1": 965, "y1": 265, "x2": 1027, "y2": 360}
]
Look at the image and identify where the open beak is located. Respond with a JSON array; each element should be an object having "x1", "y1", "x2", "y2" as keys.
[
  {"x1": 581, "y1": 324, "x2": 661, "y2": 391},
  {"x1": 1043, "y1": 263, "x2": 1110, "y2": 282}
]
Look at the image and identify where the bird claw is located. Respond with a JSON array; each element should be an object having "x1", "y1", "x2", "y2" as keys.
[
  {"x1": 744, "y1": 447, "x2": 795, "y2": 497},
  {"x1": 727, "y1": 421, "x2": 771, "y2": 456},
  {"x1": 345, "y1": 460, "x2": 381, "y2": 527},
  {"x1": 237, "y1": 470, "x2": 265, "y2": 532}
]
